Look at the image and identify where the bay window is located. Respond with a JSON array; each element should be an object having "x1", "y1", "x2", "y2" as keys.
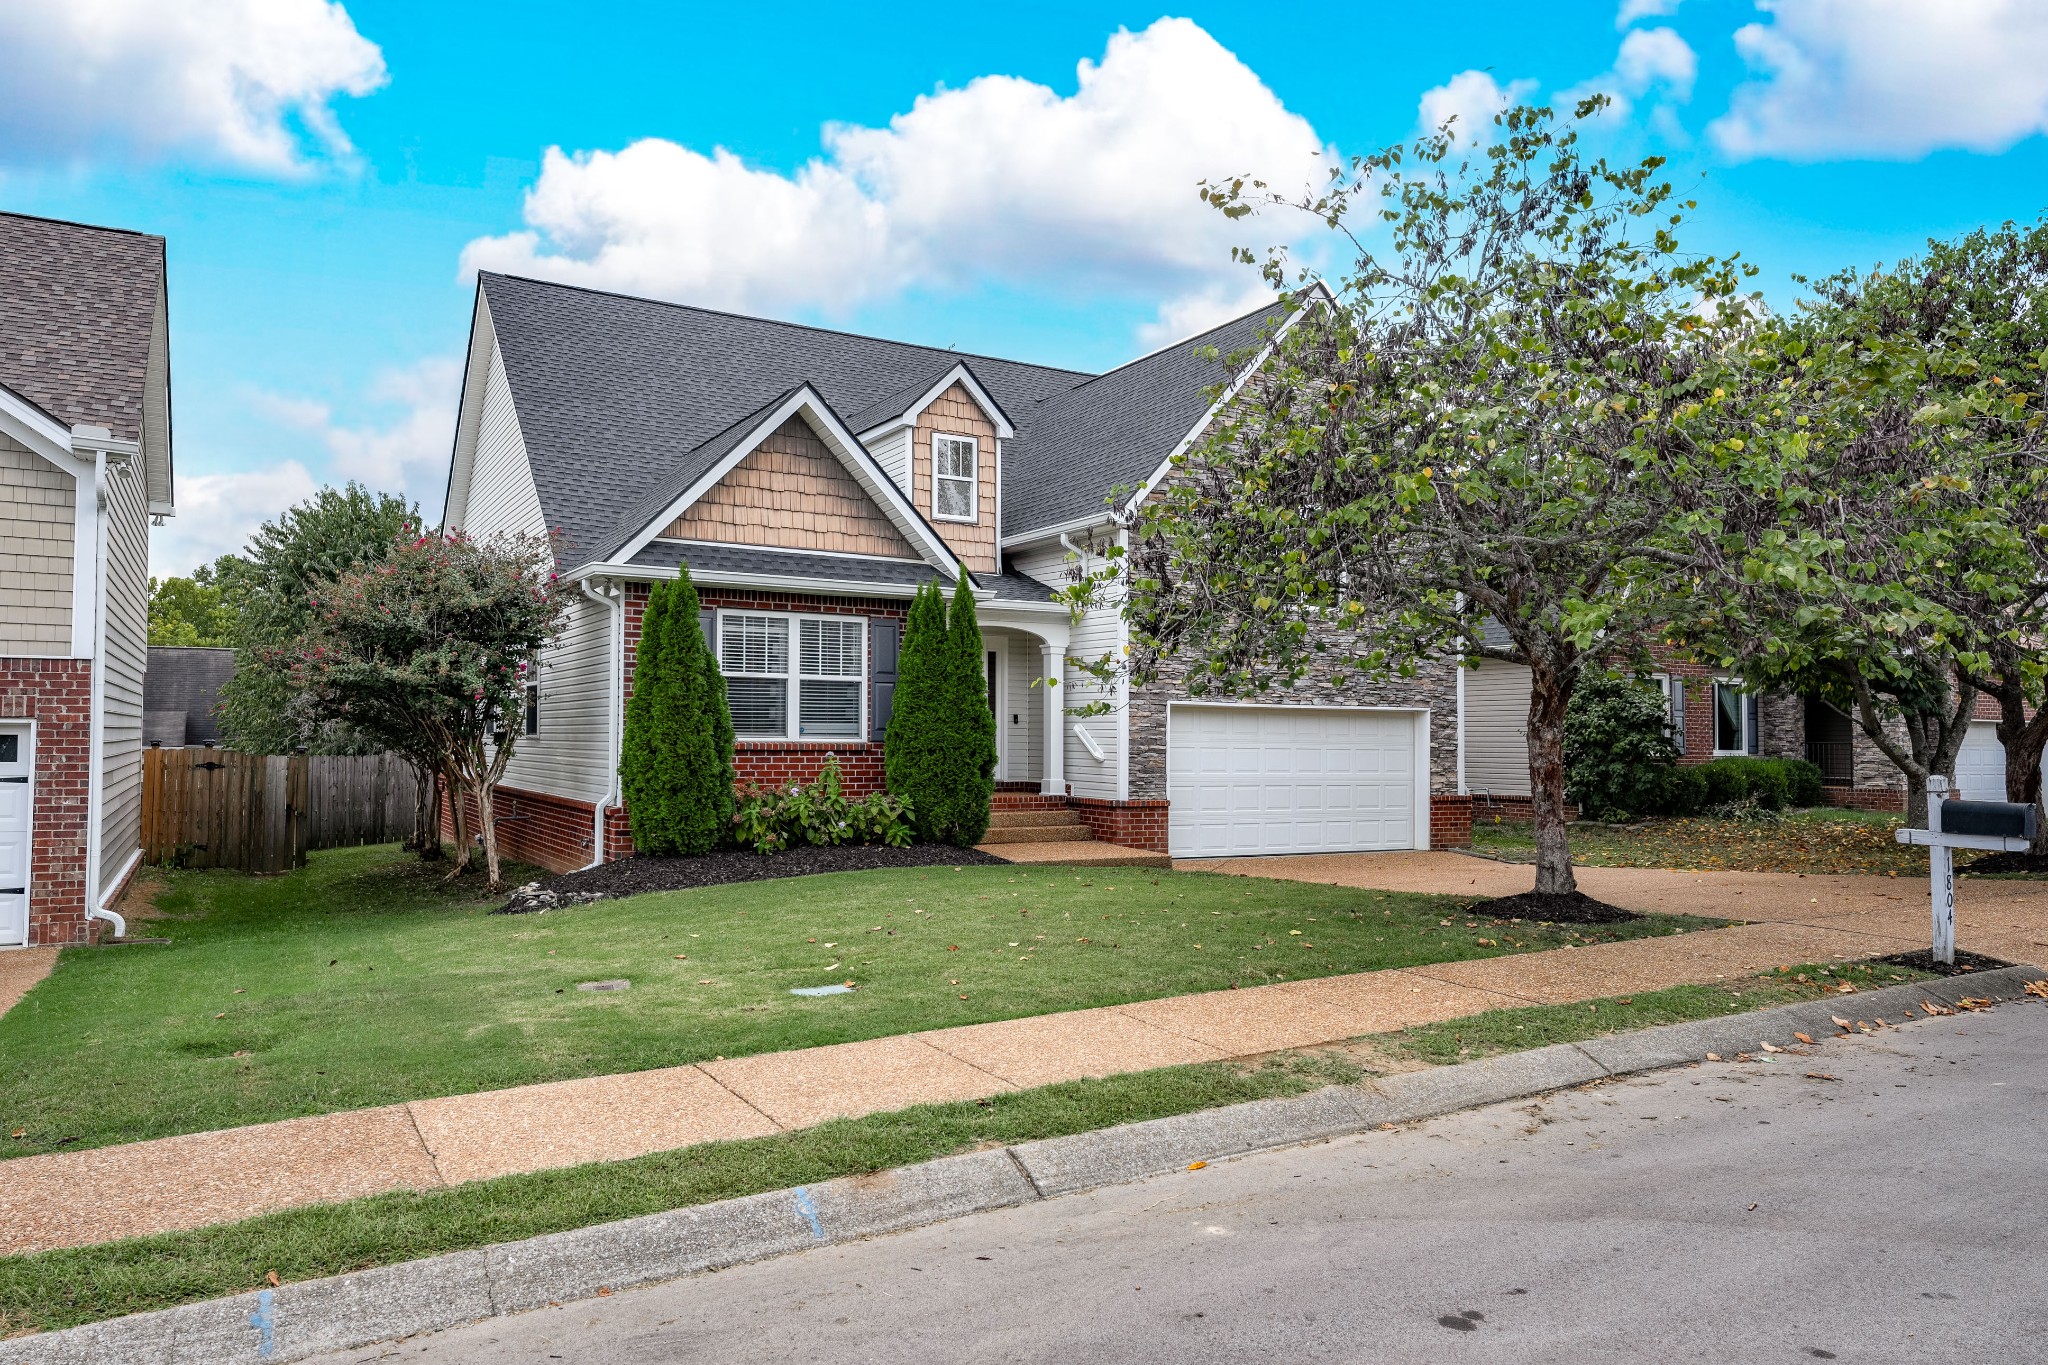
[{"x1": 718, "y1": 610, "x2": 867, "y2": 740}]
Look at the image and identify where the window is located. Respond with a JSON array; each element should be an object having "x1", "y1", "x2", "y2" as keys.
[
  {"x1": 1713, "y1": 680, "x2": 1748, "y2": 754},
  {"x1": 718, "y1": 611, "x2": 867, "y2": 740},
  {"x1": 933, "y1": 434, "x2": 977, "y2": 522},
  {"x1": 1648, "y1": 673, "x2": 1685, "y2": 754},
  {"x1": 523, "y1": 684, "x2": 539, "y2": 737}
]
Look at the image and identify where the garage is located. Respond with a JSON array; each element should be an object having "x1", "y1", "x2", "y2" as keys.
[
  {"x1": 1166, "y1": 704, "x2": 1428, "y2": 857},
  {"x1": 1957, "y1": 721, "x2": 2007, "y2": 803}
]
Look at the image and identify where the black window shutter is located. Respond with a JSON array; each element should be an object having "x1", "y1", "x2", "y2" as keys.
[
  {"x1": 871, "y1": 617, "x2": 900, "y2": 741},
  {"x1": 1746, "y1": 694, "x2": 1761, "y2": 755}
]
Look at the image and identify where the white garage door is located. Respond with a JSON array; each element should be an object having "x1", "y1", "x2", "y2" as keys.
[
  {"x1": 1957, "y1": 721, "x2": 2006, "y2": 803},
  {"x1": 1167, "y1": 705, "x2": 1423, "y2": 857}
]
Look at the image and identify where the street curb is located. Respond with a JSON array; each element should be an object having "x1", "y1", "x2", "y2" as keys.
[{"x1": 4, "y1": 964, "x2": 2038, "y2": 1364}]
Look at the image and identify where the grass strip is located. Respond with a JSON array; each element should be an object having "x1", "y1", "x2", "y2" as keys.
[
  {"x1": 1384, "y1": 959, "x2": 1937, "y2": 1064},
  {"x1": 0, "y1": 1050, "x2": 1362, "y2": 1337}
]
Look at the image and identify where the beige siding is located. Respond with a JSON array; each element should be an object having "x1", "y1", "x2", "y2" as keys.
[
  {"x1": 98, "y1": 458, "x2": 149, "y2": 886},
  {"x1": 497, "y1": 592, "x2": 612, "y2": 803},
  {"x1": 1463, "y1": 659, "x2": 1533, "y2": 798},
  {"x1": 455, "y1": 342, "x2": 548, "y2": 540},
  {"x1": 1011, "y1": 538, "x2": 1125, "y2": 800},
  {"x1": 912, "y1": 384, "x2": 999, "y2": 574},
  {"x1": 664, "y1": 417, "x2": 918, "y2": 558},
  {"x1": 0, "y1": 435, "x2": 76, "y2": 655}
]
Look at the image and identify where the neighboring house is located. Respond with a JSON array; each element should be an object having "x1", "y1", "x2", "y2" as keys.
[
  {"x1": 142, "y1": 646, "x2": 234, "y2": 747},
  {"x1": 0, "y1": 212, "x2": 174, "y2": 946},
  {"x1": 1460, "y1": 642, "x2": 2007, "y2": 810},
  {"x1": 443, "y1": 273, "x2": 1457, "y2": 871}
]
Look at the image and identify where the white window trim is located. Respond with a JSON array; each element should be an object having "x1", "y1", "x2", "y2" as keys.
[
  {"x1": 717, "y1": 608, "x2": 869, "y2": 743},
  {"x1": 1711, "y1": 678, "x2": 1749, "y2": 756},
  {"x1": 931, "y1": 432, "x2": 979, "y2": 524},
  {"x1": 1647, "y1": 672, "x2": 1683, "y2": 752}
]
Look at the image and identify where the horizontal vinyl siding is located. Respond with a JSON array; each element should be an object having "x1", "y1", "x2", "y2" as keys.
[
  {"x1": 1463, "y1": 659, "x2": 1533, "y2": 798},
  {"x1": 99, "y1": 461, "x2": 149, "y2": 885},
  {"x1": 1004, "y1": 632, "x2": 1044, "y2": 783},
  {"x1": 459, "y1": 342, "x2": 548, "y2": 540},
  {"x1": 1011, "y1": 540, "x2": 1124, "y2": 801},
  {"x1": 498, "y1": 592, "x2": 611, "y2": 803},
  {"x1": 865, "y1": 427, "x2": 911, "y2": 497},
  {"x1": 0, "y1": 435, "x2": 75, "y2": 655}
]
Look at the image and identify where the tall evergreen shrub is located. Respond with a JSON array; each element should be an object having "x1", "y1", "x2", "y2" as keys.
[
  {"x1": 619, "y1": 569, "x2": 736, "y2": 855},
  {"x1": 884, "y1": 573, "x2": 996, "y2": 845}
]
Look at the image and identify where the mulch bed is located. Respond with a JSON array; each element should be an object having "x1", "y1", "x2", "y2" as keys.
[
  {"x1": 1464, "y1": 889, "x2": 1641, "y2": 925},
  {"x1": 494, "y1": 843, "x2": 1011, "y2": 915},
  {"x1": 1873, "y1": 948, "x2": 2014, "y2": 978},
  {"x1": 1961, "y1": 850, "x2": 2048, "y2": 877}
]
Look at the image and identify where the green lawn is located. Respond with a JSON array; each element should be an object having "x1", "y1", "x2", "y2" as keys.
[
  {"x1": 1470, "y1": 807, "x2": 1931, "y2": 875},
  {"x1": 1, "y1": 844, "x2": 1721, "y2": 1159}
]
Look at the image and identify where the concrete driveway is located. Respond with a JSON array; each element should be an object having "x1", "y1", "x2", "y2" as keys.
[{"x1": 1175, "y1": 850, "x2": 2048, "y2": 966}]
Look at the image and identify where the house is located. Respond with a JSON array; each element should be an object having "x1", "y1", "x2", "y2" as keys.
[
  {"x1": 0, "y1": 212, "x2": 174, "y2": 946},
  {"x1": 443, "y1": 274, "x2": 1459, "y2": 872},
  {"x1": 142, "y1": 645, "x2": 235, "y2": 747}
]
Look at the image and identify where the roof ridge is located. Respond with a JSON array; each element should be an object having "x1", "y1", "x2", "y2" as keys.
[
  {"x1": 1040, "y1": 296, "x2": 1288, "y2": 401},
  {"x1": 480, "y1": 271, "x2": 1095, "y2": 380},
  {"x1": 0, "y1": 209, "x2": 163, "y2": 244}
]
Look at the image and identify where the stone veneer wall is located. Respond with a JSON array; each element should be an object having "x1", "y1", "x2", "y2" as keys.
[{"x1": 2, "y1": 658, "x2": 94, "y2": 944}]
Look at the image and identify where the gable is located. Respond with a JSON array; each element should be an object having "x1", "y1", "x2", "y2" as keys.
[
  {"x1": 662, "y1": 416, "x2": 918, "y2": 559},
  {"x1": 910, "y1": 382, "x2": 1000, "y2": 574}
]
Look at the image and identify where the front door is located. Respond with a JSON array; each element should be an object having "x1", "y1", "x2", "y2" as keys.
[{"x1": 0, "y1": 724, "x2": 30, "y2": 947}]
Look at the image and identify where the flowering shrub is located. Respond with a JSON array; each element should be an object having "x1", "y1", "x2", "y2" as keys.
[{"x1": 733, "y1": 756, "x2": 915, "y2": 854}]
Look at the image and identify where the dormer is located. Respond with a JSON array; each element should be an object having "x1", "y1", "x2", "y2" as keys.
[{"x1": 852, "y1": 363, "x2": 1013, "y2": 575}]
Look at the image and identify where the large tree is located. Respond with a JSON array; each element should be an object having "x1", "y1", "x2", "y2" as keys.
[
  {"x1": 294, "y1": 528, "x2": 568, "y2": 888},
  {"x1": 1119, "y1": 102, "x2": 1765, "y2": 899},
  {"x1": 147, "y1": 562, "x2": 235, "y2": 647}
]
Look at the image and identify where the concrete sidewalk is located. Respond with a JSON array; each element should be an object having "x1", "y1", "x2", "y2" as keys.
[{"x1": 0, "y1": 899, "x2": 1935, "y2": 1257}]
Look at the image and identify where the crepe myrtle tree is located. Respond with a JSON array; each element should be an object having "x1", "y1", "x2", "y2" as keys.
[
  {"x1": 1093, "y1": 101, "x2": 1780, "y2": 898},
  {"x1": 294, "y1": 527, "x2": 568, "y2": 889}
]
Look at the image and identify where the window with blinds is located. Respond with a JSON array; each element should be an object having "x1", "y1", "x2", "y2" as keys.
[{"x1": 717, "y1": 611, "x2": 866, "y2": 740}]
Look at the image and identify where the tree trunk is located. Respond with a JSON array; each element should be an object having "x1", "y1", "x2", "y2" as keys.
[
  {"x1": 443, "y1": 764, "x2": 473, "y2": 878},
  {"x1": 1524, "y1": 657, "x2": 1578, "y2": 897},
  {"x1": 409, "y1": 760, "x2": 444, "y2": 859},
  {"x1": 475, "y1": 779, "x2": 503, "y2": 891},
  {"x1": 1982, "y1": 670, "x2": 2048, "y2": 855}
]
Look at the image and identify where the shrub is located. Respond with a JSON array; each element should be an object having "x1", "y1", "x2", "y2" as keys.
[
  {"x1": 1697, "y1": 756, "x2": 1795, "y2": 812},
  {"x1": 734, "y1": 757, "x2": 915, "y2": 854},
  {"x1": 1564, "y1": 671, "x2": 1680, "y2": 821},
  {"x1": 1782, "y1": 758, "x2": 1826, "y2": 807},
  {"x1": 1655, "y1": 764, "x2": 1709, "y2": 816},
  {"x1": 1698, "y1": 758, "x2": 1750, "y2": 810},
  {"x1": 619, "y1": 569, "x2": 736, "y2": 855},
  {"x1": 884, "y1": 572, "x2": 996, "y2": 846}
]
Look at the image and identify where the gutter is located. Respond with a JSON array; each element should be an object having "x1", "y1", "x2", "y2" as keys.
[
  {"x1": 580, "y1": 578, "x2": 624, "y2": 870},
  {"x1": 74, "y1": 430, "x2": 140, "y2": 940}
]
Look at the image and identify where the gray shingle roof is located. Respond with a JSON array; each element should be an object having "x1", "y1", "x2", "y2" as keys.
[
  {"x1": 480, "y1": 274, "x2": 1087, "y2": 565},
  {"x1": 0, "y1": 212, "x2": 165, "y2": 444},
  {"x1": 999, "y1": 301, "x2": 1288, "y2": 536},
  {"x1": 627, "y1": 540, "x2": 949, "y2": 594},
  {"x1": 476, "y1": 272, "x2": 1289, "y2": 562}
]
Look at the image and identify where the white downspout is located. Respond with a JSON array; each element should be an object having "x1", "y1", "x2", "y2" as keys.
[
  {"x1": 580, "y1": 578, "x2": 623, "y2": 869},
  {"x1": 82, "y1": 445, "x2": 124, "y2": 939}
]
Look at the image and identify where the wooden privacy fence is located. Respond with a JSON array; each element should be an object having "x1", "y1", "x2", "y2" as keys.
[{"x1": 141, "y1": 748, "x2": 425, "y2": 872}]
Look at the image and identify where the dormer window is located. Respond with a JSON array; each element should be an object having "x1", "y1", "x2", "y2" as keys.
[{"x1": 933, "y1": 434, "x2": 978, "y2": 522}]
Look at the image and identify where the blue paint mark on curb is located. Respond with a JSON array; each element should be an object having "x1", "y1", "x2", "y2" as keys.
[
  {"x1": 249, "y1": 1288, "x2": 277, "y2": 1358},
  {"x1": 792, "y1": 1186, "x2": 825, "y2": 1240}
]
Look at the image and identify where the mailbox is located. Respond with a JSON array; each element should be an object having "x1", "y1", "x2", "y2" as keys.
[{"x1": 1939, "y1": 799, "x2": 2037, "y2": 842}]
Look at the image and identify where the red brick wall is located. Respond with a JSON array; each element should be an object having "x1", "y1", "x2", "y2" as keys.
[
  {"x1": 2, "y1": 658, "x2": 95, "y2": 945},
  {"x1": 1430, "y1": 794, "x2": 1473, "y2": 849},
  {"x1": 1823, "y1": 784, "x2": 1905, "y2": 813},
  {"x1": 1071, "y1": 797, "x2": 1169, "y2": 853},
  {"x1": 734, "y1": 742, "x2": 884, "y2": 794}
]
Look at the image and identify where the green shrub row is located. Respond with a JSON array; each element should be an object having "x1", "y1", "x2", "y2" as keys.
[
  {"x1": 733, "y1": 756, "x2": 915, "y2": 853},
  {"x1": 1644, "y1": 755, "x2": 1826, "y2": 817}
]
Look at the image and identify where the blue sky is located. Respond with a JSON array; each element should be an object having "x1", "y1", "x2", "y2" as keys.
[{"x1": 4, "y1": 0, "x2": 2047, "y2": 574}]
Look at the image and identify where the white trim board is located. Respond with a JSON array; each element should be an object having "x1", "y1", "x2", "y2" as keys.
[{"x1": 854, "y1": 362, "x2": 1016, "y2": 441}]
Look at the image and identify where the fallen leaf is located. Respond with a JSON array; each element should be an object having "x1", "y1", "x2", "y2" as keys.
[
  {"x1": 8, "y1": 1129, "x2": 23, "y2": 1140},
  {"x1": 1958, "y1": 996, "x2": 1994, "y2": 1010},
  {"x1": 266, "y1": 1271, "x2": 280, "y2": 1288},
  {"x1": 673, "y1": 954, "x2": 688, "y2": 960},
  {"x1": 1759, "y1": 1042, "x2": 1783, "y2": 1053},
  {"x1": 1618, "y1": 998, "x2": 1634, "y2": 1005},
  {"x1": 1187, "y1": 1161, "x2": 1208, "y2": 1171},
  {"x1": 596, "y1": 1287, "x2": 612, "y2": 1297},
  {"x1": 1831, "y1": 1015, "x2": 1852, "y2": 1028},
  {"x1": 1793, "y1": 1032, "x2": 1814, "y2": 1045},
  {"x1": 214, "y1": 1012, "x2": 226, "y2": 1020},
  {"x1": 2023, "y1": 980, "x2": 2048, "y2": 1000},
  {"x1": 1705, "y1": 1052, "x2": 1723, "y2": 1062},
  {"x1": 696, "y1": 979, "x2": 714, "y2": 985},
  {"x1": 1804, "y1": 1072, "x2": 1839, "y2": 1082}
]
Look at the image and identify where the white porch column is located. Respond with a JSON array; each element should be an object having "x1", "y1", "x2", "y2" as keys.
[{"x1": 1040, "y1": 642, "x2": 1066, "y2": 796}]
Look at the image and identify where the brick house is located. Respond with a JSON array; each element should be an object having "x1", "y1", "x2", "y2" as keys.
[
  {"x1": 0, "y1": 213, "x2": 175, "y2": 947},
  {"x1": 443, "y1": 274, "x2": 1455, "y2": 870}
]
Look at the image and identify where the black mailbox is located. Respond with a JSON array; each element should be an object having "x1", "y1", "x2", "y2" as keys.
[{"x1": 1940, "y1": 799, "x2": 2038, "y2": 841}]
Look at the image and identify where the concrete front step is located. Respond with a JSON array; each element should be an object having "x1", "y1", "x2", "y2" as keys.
[
  {"x1": 987, "y1": 808, "x2": 1086, "y2": 830},
  {"x1": 980, "y1": 824, "x2": 1093, "y2": 845},
  {"x1": 980, "y1": 839, "x2": 1175, "y2": 867}
]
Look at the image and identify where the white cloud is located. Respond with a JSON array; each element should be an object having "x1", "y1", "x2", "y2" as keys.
[
  {"x1": 0, "y1": 0, "x2": 385, "y2": 172},
  {"x1": 153, "y1": 461, "x2": 321, "y2": 576},
  {"x1": 1416, "y1": 71, "x2": 1539, "y2": 144},
  {"x1": 254, "y1": 356, "x2": 461, "y2": 515},
  {"x1": 1710, "y1": 0, "x2": 2048, "y2": 160},
  {"x1": 1134, "y1": 279, "x2": 1279, "y2": 350},
  {"x1": 460, "y1": 19, "x2": 1332, "y2": 333},
  {"x1": 1617, "y1": 0, "x2": 1684, "y2": 26},
  {"x1": 1561, "y1": 27, "x2": 1698, "y2": 121}
]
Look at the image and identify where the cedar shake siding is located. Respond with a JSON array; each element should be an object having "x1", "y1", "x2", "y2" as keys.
[
  {"x1": 662, "y1": 417, "x2": 918, "y2": 559},
  {"x1": 911, "y1": 383, "x2": 1000, "y2": 574},
  {"x1": 0, "y1": 433, "x2": 75, "y2": 656}
]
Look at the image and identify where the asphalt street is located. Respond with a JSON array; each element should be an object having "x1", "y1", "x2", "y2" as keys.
[{"x1": 318, "y1": 1001, "x2": 2048, "y2": 1364}]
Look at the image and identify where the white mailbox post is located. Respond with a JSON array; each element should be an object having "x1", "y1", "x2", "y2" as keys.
[{"x1": 1892, "y1": 775, "x2": 2035, "y2": 964}]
